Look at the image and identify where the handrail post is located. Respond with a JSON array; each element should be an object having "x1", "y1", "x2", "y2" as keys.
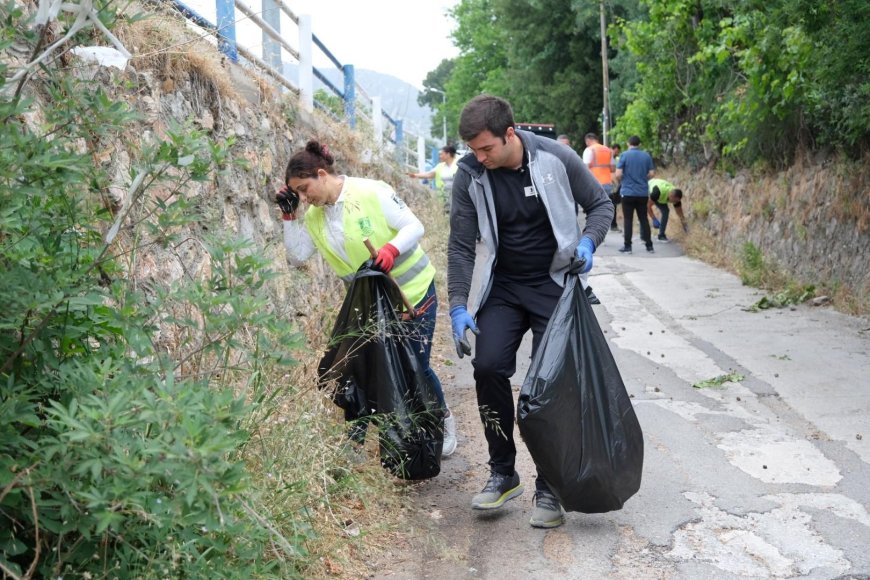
[
  {"x1": 343, "y1": 64, "x2": 356, "y2": 128},
  {"x1": 417, "y1": 135, "x2": 426, "y2": 172},
  {"x1": 262, "y1": 0, "x2": 280, "y2": 69},
  {"x1": 372, "y1": 96, "x2": 383, "y2": 148},
  {"x1": 298, "y1": 15, "x2": 313, "y2": 111},
  {"x1": 395, "y1": 119, "x2": 403, "y2": 153},
  {"x1": 215, "y1": 0, "x2": 238, "y2": 62}
]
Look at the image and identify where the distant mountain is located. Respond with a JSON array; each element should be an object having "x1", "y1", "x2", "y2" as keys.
[
  {"x1": 282, "y1": 65, "x2": 434, "y2": 138},
  {"x1": 355, "y1": 70, "x2": 433, "y2": 137}
]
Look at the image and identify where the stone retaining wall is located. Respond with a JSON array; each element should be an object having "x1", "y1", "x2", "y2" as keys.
[{"x1": 664, "y1": 159, "x2": 870, "y2": 310}]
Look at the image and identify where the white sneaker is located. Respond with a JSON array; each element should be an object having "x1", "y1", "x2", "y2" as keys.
[{"x1": 442, "y1": 412, "x2": 457, "y2": 457}]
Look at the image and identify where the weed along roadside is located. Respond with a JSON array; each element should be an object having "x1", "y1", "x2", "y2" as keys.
[{"x1": 0, "y1": 3, "x2": 447, "y2": 577}]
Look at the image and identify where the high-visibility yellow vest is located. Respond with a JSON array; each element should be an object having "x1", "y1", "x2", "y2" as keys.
[
  {"x1": 434, "y1": 160, "x2": 458, "y2": 198},
  {"x1": 305, "y1": 177, "x2": 436, "y2": 306},
  {"x1": 648, "y1": 178, "x2": 675, "y2": 203}
]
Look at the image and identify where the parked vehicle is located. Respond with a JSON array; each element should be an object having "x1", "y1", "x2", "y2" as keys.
[{"x1": 516, "y1": 122, "x2": 557, "y2": 139}]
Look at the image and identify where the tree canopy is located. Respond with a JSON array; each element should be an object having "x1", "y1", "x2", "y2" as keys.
[
  {"x1": 444, "y1": 0, "x2": 608, "y2": 145},
  {"x1": 438, "y1": 0, "x2": 870, "y2": 168}
]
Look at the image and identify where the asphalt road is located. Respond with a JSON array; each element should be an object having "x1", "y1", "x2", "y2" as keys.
[{"x1": 372, "y1": 230, "x2": 870, "y2": 579}]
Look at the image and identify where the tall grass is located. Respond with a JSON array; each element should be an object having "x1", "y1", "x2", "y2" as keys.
[{"x1": 0, "y1": 2, "x2": 418, "y2": 577}]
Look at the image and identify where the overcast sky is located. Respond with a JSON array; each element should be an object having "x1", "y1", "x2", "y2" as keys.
[
  {"x1": 291, "y1": 0, "x2": 460, "y2": 89},
  {"x1": 186, "y1": 0, "x2": 460, "y2": 89}
]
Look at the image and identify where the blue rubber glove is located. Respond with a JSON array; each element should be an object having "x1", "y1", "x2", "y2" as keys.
[
  {"x1": 652, "y1": 217, "x2": 661, "y2": 229},
  {"x1": 449, "y1": 306, "x2": 479, "y2": 358},
  {"x1": 574, "y1": 237, "x2": 595, "y2": 274}
]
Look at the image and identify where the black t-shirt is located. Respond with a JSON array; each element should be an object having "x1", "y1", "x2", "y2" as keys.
[{"x1": 490, "y1": 156, "x2": 557, "y2": 284}]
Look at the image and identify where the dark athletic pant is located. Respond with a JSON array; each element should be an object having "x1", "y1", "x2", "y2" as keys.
[
  {"x1": 654, "y1": 201, "x2": 670, "y2": 235},
  {"x1": 621, "y1": 196, "x2": 652, "y2": 248},
  {"x1": 472, "y1": 274, "x2": 563, "y2": 492},
  {"x1": 601, "y1": 183, "x2": 619, "y2": 229},
  {"x1": 609, "y1": 189, "x2": 621, "y2": 229}
]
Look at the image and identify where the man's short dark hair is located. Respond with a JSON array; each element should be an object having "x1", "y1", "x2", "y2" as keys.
[
  {"x1": 673, "y1": 188, "x2": 683, "y2": 199},
  {"x1": 585, "y1": 133, "x2": 598, "y2": 141},
  {"x1": 459, "y1": 94, "x2": 515, "y2": 142},
  {"x1": 628, "y1": 135, "x2": 641, "y2": 146}
]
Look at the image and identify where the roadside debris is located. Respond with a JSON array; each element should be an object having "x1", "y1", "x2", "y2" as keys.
[
  {"x1": 692, "y1": 371, "x2": 745, "y2": 389},
  {"x1": 745, "y1": 286, "x2": 815, "y2": 312}
]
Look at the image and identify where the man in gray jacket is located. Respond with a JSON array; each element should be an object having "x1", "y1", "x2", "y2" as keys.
[{"x1": 448, "y1": 95, "x2": 613, "y2": 528}]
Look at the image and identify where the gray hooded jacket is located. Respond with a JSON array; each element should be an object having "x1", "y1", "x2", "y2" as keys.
[{"x1": 447, "y1": 129, "x2": 614, "y2": 314}]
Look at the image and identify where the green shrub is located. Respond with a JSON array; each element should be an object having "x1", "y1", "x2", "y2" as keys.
[
  {"x1": 614, "y1": 0, "x2": 870, "y2": 167},
  {"x1": 0, "y1": 6, "x2": 323, "y2": 577}
]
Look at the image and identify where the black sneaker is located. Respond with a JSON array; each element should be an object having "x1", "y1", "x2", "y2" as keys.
[
  {"x1": 610, "y1": 226, "x2": 621, "y2": 232},
  {"x1": 471, "y1": 471, "x2": 524, "y2": 510},
  {"x1": 585, "y1": 286, "x2": 601, "y2": 305},
  {"x1": 646, "y1": 244, "x2": 655, "y2": 253},
  {"x1": 618, "y1": 245, "x2": 632, "y2": 254},
  {"x1": 529, "y1": 489, "x2": 564, "y2": 528},
  {"x1": 657, "y1": 234, "x2": 669, "y2": 242}
]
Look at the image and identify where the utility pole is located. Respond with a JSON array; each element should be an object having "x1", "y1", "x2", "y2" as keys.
[{"x1": 599, "y1": 0, "x2": 611, "y2": 147}]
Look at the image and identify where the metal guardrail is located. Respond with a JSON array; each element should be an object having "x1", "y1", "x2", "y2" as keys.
[{"x1": 163, "y1": 0, "x2": 424, "y2": 169}]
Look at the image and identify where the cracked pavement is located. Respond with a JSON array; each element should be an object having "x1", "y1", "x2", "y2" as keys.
[{"x1": 370, "y1": 230, "x2": 870, "y2": 579}]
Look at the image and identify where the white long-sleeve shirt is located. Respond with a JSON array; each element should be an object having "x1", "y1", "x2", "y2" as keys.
[{"x1": 283, "y1": 176, "x2": 424, "y2": 268}]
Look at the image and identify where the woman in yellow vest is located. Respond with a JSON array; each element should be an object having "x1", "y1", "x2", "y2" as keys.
[
  {"x1": 277, "y1": 140, "x2": 457, "y2": 456},
  {"x1": 408, "y1": 145, "x2": 458, "y2": 213}
]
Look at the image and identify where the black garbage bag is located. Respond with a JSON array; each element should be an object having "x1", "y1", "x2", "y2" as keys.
[
  {"x1": 317, "y1": 261, "x2": 444, "y2": 480},
  {"x1": 517, "y1": 273, "x2": 643, "y2": 513}
]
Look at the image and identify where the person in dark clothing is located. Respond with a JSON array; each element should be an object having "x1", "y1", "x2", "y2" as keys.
[
  {"x1": 614, "y1": 135, "x2": 655, "y2": 254},
  {"x1": 609, "y1": 143, "x2": 622, "y2": 231},
  {"x1": 447, "y1": 95, "x2": 613, "y2": 528}
]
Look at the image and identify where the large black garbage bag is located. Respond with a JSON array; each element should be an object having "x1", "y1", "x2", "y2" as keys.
[
  {"x1": 318, "y1": 262, "x2": 444, "y2": 480},
  {"x1": 517, "y1": 273, "x2": 643, "y2": 513}
]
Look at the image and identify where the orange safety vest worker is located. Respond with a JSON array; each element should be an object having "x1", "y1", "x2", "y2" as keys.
[{"x1": 587, "y1": 144, "x2": 613, "y2": 185}]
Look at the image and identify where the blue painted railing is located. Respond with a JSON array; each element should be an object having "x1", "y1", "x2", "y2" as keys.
[{"x1": 162, "y1": 0, "x2": 424, "y2": 165}]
